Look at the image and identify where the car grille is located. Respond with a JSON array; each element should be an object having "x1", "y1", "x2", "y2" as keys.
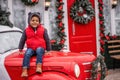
[{"x1": 83, "y1": 62, "x2": 93, "y2": 80}]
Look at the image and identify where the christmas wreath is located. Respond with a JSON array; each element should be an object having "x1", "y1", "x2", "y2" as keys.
[
  {"x1": 21, "y1": 0, "x2": 39, "y2": 6},
  {"x1": 70, "y1": 0, "x2": 95, "y2": 24},
  {"x1": 92, "y1": 55, "x2": 107, "y2": 80}
]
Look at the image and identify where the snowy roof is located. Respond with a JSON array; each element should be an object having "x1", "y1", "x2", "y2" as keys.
[{"x1": 0, "y1": 25, "x2": 22, "y2": 32}]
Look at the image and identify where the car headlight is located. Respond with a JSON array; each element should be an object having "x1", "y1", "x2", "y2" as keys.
[{"x1": 74, "y1": 64, "x2": 80, "y2": 78}]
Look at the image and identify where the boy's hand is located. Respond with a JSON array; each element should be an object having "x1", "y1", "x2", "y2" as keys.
[
  {"x1": 45, "y1": 51, "x2": 51, "y2": 55},
  {"x1": 19, "y1": 50, "x2": 24, "y2": 55},
  {"x1": 19, "y1": 51, "x2": 24, "y2": 55}
]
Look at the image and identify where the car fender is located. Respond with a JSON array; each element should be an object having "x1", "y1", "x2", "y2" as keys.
[
  {"x1": 0, "y1": 50, "x2": 19, "y2": 80},
  {"x1": 28, "y1": 71, "x2": 77, "y2": 80}
]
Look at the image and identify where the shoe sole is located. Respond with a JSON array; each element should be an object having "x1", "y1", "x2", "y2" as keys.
[{"x1": 36, "y1": 71, "x2": 42, "y2": 74}]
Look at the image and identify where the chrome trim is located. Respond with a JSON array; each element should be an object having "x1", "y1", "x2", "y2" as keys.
[
  {"x1": 85, "y1": 78, "x2": 92, "y2": 80},
  {"x1": 80, "y1": 52, "x2": 93, "y2": 54},
  {"x1": 82, "y1": 62, "x2": 92, "y2": 65},
  {"x1": 84, "y1": 70, "x2": 92, "y2": 72}
]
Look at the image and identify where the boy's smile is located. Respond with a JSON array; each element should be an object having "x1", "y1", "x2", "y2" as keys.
[{"x1": 30, "y1": 16, "x2": 40, "y2": 28}]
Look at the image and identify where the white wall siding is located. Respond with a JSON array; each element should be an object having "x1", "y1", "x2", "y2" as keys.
[{"x1": 95, "y1": 0, "x2": 100, "y2": 56}]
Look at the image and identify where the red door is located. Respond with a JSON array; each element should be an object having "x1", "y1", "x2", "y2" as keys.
[{"x1": 67, "y1": 0, "x2": 97, "y2": 56}]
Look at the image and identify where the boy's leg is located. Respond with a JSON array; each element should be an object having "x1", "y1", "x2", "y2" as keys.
[
  {"x1": 21, "y1": 48, "x2": 34, "y2": 77},
  {"x1": 36, "y1": 47, "x2": 45, "y2": 73},
  {"x1": 23, "y1": 48, "x2": 34, "y2": 68}
]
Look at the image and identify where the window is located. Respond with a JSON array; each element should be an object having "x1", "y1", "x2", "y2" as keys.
[
  {"x1": 111, "y1": 0, "x2": 120, "y2": 35},
  {"x1": 0, "y1": 31, "x2": 22, "y2": 54}
]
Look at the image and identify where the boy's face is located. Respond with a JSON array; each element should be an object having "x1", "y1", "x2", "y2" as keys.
[{"x1": 30, "y1": 16, "x2": 40, "y2": 28}]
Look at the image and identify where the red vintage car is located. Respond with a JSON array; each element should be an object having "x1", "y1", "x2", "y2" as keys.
[{"x1": 0, "y1": 25, "x2": 106, "y2": 80}]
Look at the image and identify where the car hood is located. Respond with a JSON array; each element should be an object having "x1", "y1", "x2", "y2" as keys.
[
  {"x1": 43, "y1": 51, "x2": 96, "y2": 63},
  {"x1": 5, "y1": 51, "x2": 96, "y2": 67}
]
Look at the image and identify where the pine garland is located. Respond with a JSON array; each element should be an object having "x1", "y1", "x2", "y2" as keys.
[
  {"x1": 92, "y1": 55, "x2": 107, "y2": 80},
  {"x1": 98, "y1": 0, "x2": 106, "y2": 55},
  {"x1": 21, "y1": 0, "x2": 39, "y2": 6},
  {"x1": 0, "y1": 7, "x2": 13, "y2": 27},
  {"x1": 51, "y1": 0, "x2": 66, "y2": 51}
]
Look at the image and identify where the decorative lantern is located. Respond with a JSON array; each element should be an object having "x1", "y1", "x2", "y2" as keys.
[
  {"x1": 45, "y1": 0, "x2": 51, "y2": 10},
  {"x1": 112, "y1": 0, "x2": 118, "y2": 8}
]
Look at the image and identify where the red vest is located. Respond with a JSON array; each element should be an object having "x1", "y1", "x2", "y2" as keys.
[{"x1": 25, "y1": 25, "x2": 46, "y2": 50}]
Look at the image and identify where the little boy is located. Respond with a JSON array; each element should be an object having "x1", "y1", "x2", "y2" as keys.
[{"x1": 18, "y1": 12, "x2": 51, "y2": 77}]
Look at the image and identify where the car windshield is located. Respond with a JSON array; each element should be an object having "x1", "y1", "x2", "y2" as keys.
[{"x1": 0, "y1": 31, "x2": 22, "y2": 54}]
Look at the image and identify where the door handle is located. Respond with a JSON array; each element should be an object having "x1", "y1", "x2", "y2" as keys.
[{"x1": 72, "y1": 22, "x2": 75, "y2": 35}]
